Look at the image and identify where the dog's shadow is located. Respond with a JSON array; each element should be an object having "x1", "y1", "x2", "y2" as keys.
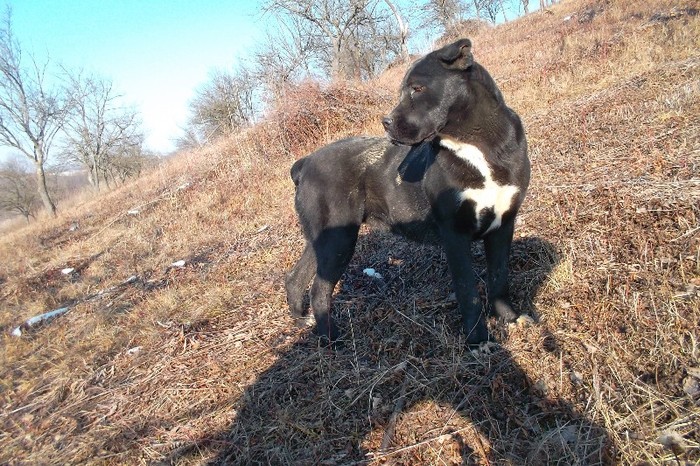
[{"x1": 163, "y1": 233, "x2": 612, "y2": 465}]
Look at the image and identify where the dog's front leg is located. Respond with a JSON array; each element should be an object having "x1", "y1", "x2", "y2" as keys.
[
  {"x1": 439, "y1": 227, "x2": 489, "y2": 346},
  {"x1": 483, "y1": 217, "x2": 518, "y2": 322}
]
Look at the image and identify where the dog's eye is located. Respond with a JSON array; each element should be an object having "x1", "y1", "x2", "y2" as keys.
[{"x1": 410, "y1": 85, "x2": 425, "y2": 97}]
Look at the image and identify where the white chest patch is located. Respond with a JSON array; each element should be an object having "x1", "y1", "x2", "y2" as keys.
[{"x1": 440, "y1": 139, "x2": 520, "y2": 234}]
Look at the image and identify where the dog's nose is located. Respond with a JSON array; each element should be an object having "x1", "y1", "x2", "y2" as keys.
[{"x1": 382, "y1": 117, "x2": 393, "y2": 130}]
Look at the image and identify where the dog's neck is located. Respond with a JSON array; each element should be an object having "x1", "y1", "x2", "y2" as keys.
[
  {"x1": 437, "y1": 68, "x2": 513, "y2": 153},
  {"x1": 467, "y1": 62, "x2": 504, "y2": 105}
]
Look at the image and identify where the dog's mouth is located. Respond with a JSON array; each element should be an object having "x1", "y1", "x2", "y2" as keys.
[{"x1": 388, "y1": 130, "x2": 437, "y2": 146}]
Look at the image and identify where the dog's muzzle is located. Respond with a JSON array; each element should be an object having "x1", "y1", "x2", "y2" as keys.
[{"x1": 382, "y1": 117, "x2": 393, "y2": 131}]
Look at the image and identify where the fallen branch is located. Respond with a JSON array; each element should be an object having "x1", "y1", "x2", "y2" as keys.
[
  {"x1": 380, "y1": 366, "x2": 410, "y2": 451},
  {"x1": 369, "y1": 425, "x2": 477, "y2": 461}
]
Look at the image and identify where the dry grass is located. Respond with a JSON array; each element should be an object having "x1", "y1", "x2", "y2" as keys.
[{"x1": 1, "y1": 0, "x2": 699, "y2": 464}]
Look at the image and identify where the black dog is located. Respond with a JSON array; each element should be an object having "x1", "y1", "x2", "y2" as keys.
[{"x1": 286, "y1": 38, "x2": 530, "y2": 347}]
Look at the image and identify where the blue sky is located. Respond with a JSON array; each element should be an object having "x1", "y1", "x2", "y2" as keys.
[
  {"x1": 8, "y1": 0, "x2": 264, "y2": 155},
  {"x1": 5, "y1": 0, "x2": 528, "y2": 158}
]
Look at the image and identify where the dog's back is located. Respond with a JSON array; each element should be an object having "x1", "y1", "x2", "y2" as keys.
[{"x1": 290, "y1": 136, "x2": 391, "y2": 195}]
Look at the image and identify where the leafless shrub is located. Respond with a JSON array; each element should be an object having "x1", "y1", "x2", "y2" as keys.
[
  {"x1": 260, "y1": 80, "x2": 392, "y2": 156},
  {"x1": 0, "y1": 156, "x2": 37, "y2": 222},
  {"x1": 181, "y1": 65, "x2": 258, "y2": 147}
]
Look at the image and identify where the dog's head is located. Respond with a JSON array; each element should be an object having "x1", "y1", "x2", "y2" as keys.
[{"x1": 383, "y1": 39, "x2": 500, "y2": 146}]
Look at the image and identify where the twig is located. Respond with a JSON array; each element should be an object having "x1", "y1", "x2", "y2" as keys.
[
  {"x1": 5, "y1": 400, "x2": 42, "y2": 416},
  {"x1": 670, "y1": 226, "x2": 700, "y2": 243},
  {"x1": 369, "y1": 424, "x2": 476, "y2": 460},
  {"x1": 380, "y1": 366, "x2": 410, "y2": 452}
]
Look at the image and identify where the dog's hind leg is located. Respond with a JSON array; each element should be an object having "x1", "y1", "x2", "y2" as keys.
[
  {"x1": 286, "y1": 243, "x2": 317, "y2": 320},
  {"x1": 484, "y1": 217, "x2": 518, "y2": 322},
  {"x1": 309, "y1": 225, "x2": 360, "y2": 344}
]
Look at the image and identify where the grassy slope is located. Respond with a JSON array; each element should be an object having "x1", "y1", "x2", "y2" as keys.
[{"x1": 1, "y1": 0, "x2": 699, "y2": 464}]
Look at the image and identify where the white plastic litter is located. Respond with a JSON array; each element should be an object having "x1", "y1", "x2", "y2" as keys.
[
  {"x1": 171, "y1": 260, "x2": 186, "y2": 268},
  {"x1": 61, "y1": 267, "x2": 75, "y2": 275},
  {"x1": 10, "y1": 307, "x2": 70, "y2": 337},
  {"x1": 124, "y1": 275, "x2": 138, "y2": 284},
  {"x1": 363, "y1": 268, "x2": 383, "y2": 279},
  {"x1": 126, "y1": 346, "x2": 142, "y2": 356}
]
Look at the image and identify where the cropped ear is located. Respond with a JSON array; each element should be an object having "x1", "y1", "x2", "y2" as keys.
[{"x1": 437, "y1": 38, "x2": 473, "y2": 70}]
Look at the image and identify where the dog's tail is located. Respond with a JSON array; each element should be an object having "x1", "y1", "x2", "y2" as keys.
[{"x1": 290, "y1": 157, "x2": 305, "y2": 187}]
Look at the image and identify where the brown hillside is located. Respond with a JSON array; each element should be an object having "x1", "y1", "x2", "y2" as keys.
[{"x1": 1, "y1": 0, "x2": 699, "y2": 464}]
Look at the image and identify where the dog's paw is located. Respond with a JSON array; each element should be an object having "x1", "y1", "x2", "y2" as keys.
[
  {"x1": 513, "y1": 314, "x2": 535, "y2": 328},
  {"x1": 464, "y1": 316, "x2": 490, "y2": 346},
  {"x1": 317, "y1": 334, "x2": 344, "y2": 351},
  {"x1": 491, "y1": 298, "x2": 518, "y2": 322},
  {"x1": 289, "y1": 304, "x2": 310, "y2": 319},
  {"x1": 293, "y1": 315, "x2": 315, "y2": 328},
  {"x1": 470, "y1": 340, "x2": 498, "y2": 356}
]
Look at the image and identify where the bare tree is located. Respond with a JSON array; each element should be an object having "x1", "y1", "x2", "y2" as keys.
[
  {"x1": 0, "y1": 9, "x2": 70, "y2": 216},
  {"x1": 351, "y1": 0, "x2": 408, "y2": 78},
  {"x1": 263, "y1": 0, "x2": 366, "y2": 79},
  {"x1": 253, "y1": 19, "x2": 319, "y2": 99},
  {"x1": 262, "y1": 0, "x2": 407, "y2": 81},
  {"x1": 382, "y1": 0, "x2": 409, "y2": 62},
  {"x1": 532, "y1": 0, "x2": 558, "y2": 10},
  {"x1": 522, "y1": 0, "x2": 530, "y2": 14},
  {"x1": 465, "y1": 0, "x2": 479, "y2": 19},
  {"x1": 423, "y1": 0, "x2": 470, "y2": 31},
  {"x1": 475, "y1": 0, "x2": 506, "y2": 23},
  {"x1": 0, "y1": 156, "x2": 37, "y2": 222},
  {"x1": 186, "y1": 66, "x2": 257, "y2": 143},
  {"x1": 63, "y1": 73, "x2": 144, "y2": 191}
]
